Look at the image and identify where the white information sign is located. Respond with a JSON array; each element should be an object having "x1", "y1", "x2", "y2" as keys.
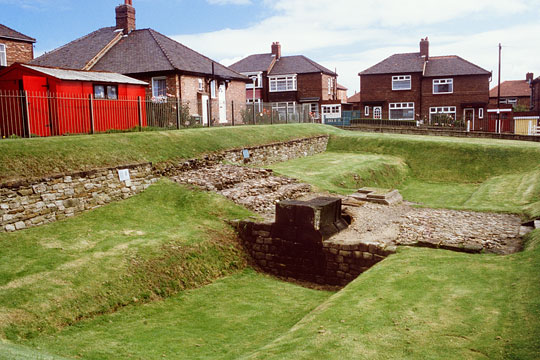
[{"x1": 118, "y1": 169, "x2": 131, "y2": 182}]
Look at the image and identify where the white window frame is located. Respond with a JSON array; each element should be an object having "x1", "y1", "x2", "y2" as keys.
[
  {"x1": 478, "y1": 108, "x2": 484, "y2": 119},
  {"x1": 198, "y1": 79, "x2": 204, "y2": 91},
  {"x1": 0, "y1": 44, "x2": 6, "y2": 67},
  {"x1": 210, "y1": 80, "x2": 216, "y2": 98},
  {"x1": 272, "y1": 101, "x2": 296, "y2": 114},
  {"x1": 269, "y1": 74, "x2": 297, "y2": 92},
  {"x1": 433, "y1": 78, "x2": 454, "y2": 94},
  {"x1": 321, "y1": 104, "x2": 342, "y2": 121},
  {"x1": 247, "y1": 98, "x2": 262, "y2": 112},
  {"x1": 389, "y1": 102, "x2": 415, "y2": 120},
  {"x1": 429, "y1": 106, "x2": 457, "y2": 122},
  {"x1": 507, "y1": 98, "x2": 518, "y2": 105},
  {"x1": 151, "y1": 77, "x2": 167, "y2": 98},
  {"x1": 244, "y1": 72, "x2": 263, "y2": 89},
  {"x1": 392, "y1": 75, "x2": 411, "y2": 91},
  {"x1": 499, "y1": 98, "x2": 508, "y2": 104},
  {"x1": 328, "y1": 77, "x2": 334, "y2": 95},
  {"x1": 364, "y1": 106, "x2": 370, "y2": 117},
  {"x1": 310, "y1": 103, "x2": 320, "y2": 119}
]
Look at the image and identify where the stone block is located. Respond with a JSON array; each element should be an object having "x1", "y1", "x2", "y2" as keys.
[
  {"x1": 5, "y1": 224, "x2": 15, "y2": 232},
  {"x1": 14, "y1": 221, "x2": 26, "y2": 230}
]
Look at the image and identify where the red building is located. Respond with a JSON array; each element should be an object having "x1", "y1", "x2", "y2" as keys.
[
  {"x1": 358, "y1": 37, "x2": 491, "y2": 128},
  {"x1": 0, "y1": 63, "x2": 147, "y2": 137},
  {"x1": 489, "y1": 73, "x2": 533, "y2": 109}
]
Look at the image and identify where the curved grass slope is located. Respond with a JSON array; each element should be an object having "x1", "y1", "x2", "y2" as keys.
[
  {"x1": 328, "y1": 132, "x2": 540, "y2": 183},
  {"x1": 0, "y1": 124, "x2": 341, "y2": 182},
  {"x1": 244, "y1": 231, "x2": 540, "y2": 360},
  {"x1": 0, "y1": 180, "x2": 251, "y2": 340},
  {"x1": 270, "y1": 152, "x2": 409, "y2": 194}
]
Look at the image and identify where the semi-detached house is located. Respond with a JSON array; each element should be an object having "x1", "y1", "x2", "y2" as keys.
[
  {"x1": 358, "y1": 38, "x2": 491, "y2": 129},
  {"x1": 30, "y1": 0, "x2": 248, "y2": 125},
  {"x1": 0, "y1": 24, "x2": 35, "y2": 68},
  {"x1": 230, "y1": 42, "x2": 342, "y2": 122}
]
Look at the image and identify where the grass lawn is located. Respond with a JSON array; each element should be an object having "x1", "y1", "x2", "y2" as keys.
[
  {"x1": 0, "y1": 124, "x2": 341, "y2": 182},
  {"x1": 0, "y1": 180, "x2": 252, "y2": 340},
  {"x1": 244, "y1": 231, "x2": 540, "y2": 360},
  {"x1": 24, "y1": 269, "x2": 333, "y2": 360},
  {"x1": 269, "y1": 152, "x2": 408, "y2": 194}
]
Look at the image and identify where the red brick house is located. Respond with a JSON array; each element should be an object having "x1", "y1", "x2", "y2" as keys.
[
  {"x1": 0, "y1": 24, "x2": 35, "y2": 68},
  {"x1": 31, "y1": 0, "x2": 247, "y2": 125},
  {"x1": 530, "y1": 76, "x2": 540, "y2": 112},
  {"x1": 489, "y1": 73, "x2": 533, "y2": 109},
  {"x1": 229, "y1": 42, "x2": 341, "y2": 122},
  {"x1": 358, "y1": 38, "x2": 491, "y2": 127}
]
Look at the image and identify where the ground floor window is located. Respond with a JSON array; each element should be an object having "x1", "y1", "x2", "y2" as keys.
[
  {"x1": 93, "y1": 84, "x2": 118, "y2": 100},
  {"x1": 152, "y1": 77, "x2": 167, "y2": 98},
  {"x1": 389, "y1": 102, "x2": 414, "y2": 120},
  {"x1": 247, "y1": 98, "x2": 262, "y2": 112},
  {"x1": 321, "y1": 104, "x2": 341, "y2": 121},
  {"x1": 0, "y1": 44, "x2": 6, "y2": 67},
  {"x1": 310, "y1": 103, "x2": 320, "y2": 119},
  {"x1": 429, "y1": 106, "x2": 456, "y2": 123},
  {"x1": 272, "y1": 102, "x2": 296, "y2": 114}
]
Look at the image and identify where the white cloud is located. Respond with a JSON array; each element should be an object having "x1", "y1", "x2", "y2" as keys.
[
  {"x1": 206, "y1": 0, "x2": 251, "y2": 4},
  {"x1": 172, "y1": 0, "x2": 540, "y2": 96}
]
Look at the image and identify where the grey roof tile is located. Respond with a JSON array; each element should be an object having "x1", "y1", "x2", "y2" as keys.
[
  {"x1": 230, "y1": 53, "x2": 336, "y2": 76},
  {"x1": 424, "y1": 56, "x2": 491, "y2": 77},
  {"x1": 229, "y1": 54, "x2": 274, "y2": 73},
  {"x1": 359, "y1": 53, "x2": 424, "y2": 75},
  {"x1": 22, "y1": 64, "x2": 147, "y2": 85},
  {"x1": 0, "y1": 24, "x2": 36, "y2": 43}
]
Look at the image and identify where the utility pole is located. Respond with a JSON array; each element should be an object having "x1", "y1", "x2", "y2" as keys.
[{"x1": 497, "y1": 43, "x2": 502, "y2": 133}]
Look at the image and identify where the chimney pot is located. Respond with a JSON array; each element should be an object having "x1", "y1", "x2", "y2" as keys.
[
  {"x1": 271, "y1": 42, "x2": 281, "y2": 59},
  {"x1": 116, "y1": 0, "x2": 136, "y2": 34},
  {"x1": 526, "y1": 72, "x2": 534, "y2": 83},
  {"x1": 420, "y1": 37, "x2": 429, "y2": 60}
]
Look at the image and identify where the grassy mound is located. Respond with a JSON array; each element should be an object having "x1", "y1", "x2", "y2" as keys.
[
  {"x1": 0, "y1": 124, "x2": 341, "y2": 182},
  {"x1": 328, "y1": 132, "x2": 540, "y2": 183},
  {"x1": 0, "y1": 180, "x2": 251, "y2": 340},
  {"x1": 243, "y1": 230, "x2": 540, "y2": 360},
  {"x1": 270, "y1": 152, "x2": 409, "y2": 194},
  {"x1": 21, "y1": 270, "x2": 333, "y2": 360}
]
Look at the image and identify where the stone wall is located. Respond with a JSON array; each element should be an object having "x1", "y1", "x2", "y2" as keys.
[
  {"x1": 234, "y1": 220, "x2": 396, "y2": 286},
  {"x1": 0, "y1": 135, "x2": 329, "y2": 232}
]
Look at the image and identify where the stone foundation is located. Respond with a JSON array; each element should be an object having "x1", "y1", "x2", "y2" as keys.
[{"x1": 0, "y1": 135, "x2": 329, "y2": 232}]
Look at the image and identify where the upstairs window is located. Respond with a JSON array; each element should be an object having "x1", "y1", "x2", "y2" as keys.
[
  {"x1": 0, "y1": 44, "x2": 6, "y2": 67},
  {"x1": 269, "y1": 75, "x2": 297, "y2": 92},
  {"x1": 152, "y1": 77, "x2": 167, "y2": 98},
  {"x1": 389, "y1": 102, "x2": 414, "y2": 120},
  {"x1": 328, "y1": 77, "x2": 334, "y2": 95},
  {"x1": 245, "y1": 72, "x2": 263, "y2": 89},
  {"x1": 433, "y1": 78, "x2": 453, "y2": 94},
  {"x1": 392, "y1": 75, "x2": 411, "y2": 90},
  {"x1": 198, "y1": 79, "x2": 204, "y2": 91}
]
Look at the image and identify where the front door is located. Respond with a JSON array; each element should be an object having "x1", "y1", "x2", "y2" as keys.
[
  {"x1": 201, "y1": 95, "x2": 209, "y2": 125},
  {"x1": 373, "y1": 106, "x2": 382, "y2": 119},
  {"x1": 464, "y1": 108, "x2": 474, "y2": 130},
  {"x1": 218, "y1": 83, "x2": 227, "y2": 124}
]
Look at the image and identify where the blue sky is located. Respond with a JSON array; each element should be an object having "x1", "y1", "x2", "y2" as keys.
[{"x1": 2, "y1": 0, "x2": 540, "y2": 95}]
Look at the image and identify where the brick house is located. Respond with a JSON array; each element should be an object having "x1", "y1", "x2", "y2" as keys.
[
  {"x1": 0, "y1": 24, "x2": 35, "y2": 68},
  {"x1": 532, "y1": 76, "x2": 540, "y2": 112},
  {"x1": 31, "y1": 0, "x2": 247, "y2": 125},
  {"x1": 229, "y1": 42, "x2": 342, "y2": 122},
  {"x1": 358, "y1": 38, "x2": 491, "y2": 127},
  {"x1": 489, "y1": 73, "x2": 533, "y2": 109}
]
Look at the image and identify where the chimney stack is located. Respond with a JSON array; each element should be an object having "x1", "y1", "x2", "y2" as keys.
[
  {"x1": 271, "y1": 42, "x2": 281, "y2": 60},
  {"x1": 526, "y1": 72, "x2": 534, "y2": 83},
  {"x1": 420, "y1": 37, "x2": 429, "y2": 59},
  {"x1": 116, "y1": 0, "x2": 136, "y2": 34}
]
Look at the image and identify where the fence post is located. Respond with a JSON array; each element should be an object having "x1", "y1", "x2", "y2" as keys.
[
  {"x1": 285, "y1": 106, "x2": 288, "y2": 124},
  {"x1": 22, "y1": 90, "x2": 31, "y2": 138},
  {"x1": 176, "y1": 97, "x2": 181, "y2": 129},
  {"x1": 231, "y1": 101, "x2": 235, "y2": 126},
  {"x1": 252, "y1": 102, "x2": 256, "y2": 125},
  {"x1": 88, "y1": 94, "x2": 94, "y2": 134},
  {"x1": 270, "y1": 105, "x2": 273, "y2": 125},
  {"x1": 137, "y1": 96, "x2": 142, "y2": 131}
]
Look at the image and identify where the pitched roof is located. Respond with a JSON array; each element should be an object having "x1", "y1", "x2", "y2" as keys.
[
  {"x1": 359, "y1": 52, "x2": 490, "y2": 77},
  {"x1": 337, "y1": 83, "x2": 347, "y2": 90},
  {"x1": 348, "y1": 92, "x2": 361, "y2": 103},
  {"x1": 359, "y1": 53, "x2": 424, "y2": 75},
  {"x1": 31, "y1": 27, "x2": 120, "y2": 70},
  {"x1": 31, "y1": 27, "x2": 246, "y2": 81},
  {"x1": 0, "y1": 24, "x2": 36, "y2": 43},
  {"x1": 270, "y1": 55, "x2": 336, "y2": 76},
  {"x1": 229, "y1": 54, "x2": 274, "y2": 73},
  {"x1": 425, "y1": 56, "x2": 490, "y2": 77},
  {"x1": 489, "y1": 80, "x2": 531, "y2": 98},
  {"x1": 230, "y1": 53, "x2": 336, "y2": 76},
  {"x1": 21, "y1": 64, "x2": 147, "y2": 85}
]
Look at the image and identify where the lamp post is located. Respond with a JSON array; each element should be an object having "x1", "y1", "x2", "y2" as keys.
[{"x1": 251, "y1": 76, "x2": 257, "y2": 125}]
